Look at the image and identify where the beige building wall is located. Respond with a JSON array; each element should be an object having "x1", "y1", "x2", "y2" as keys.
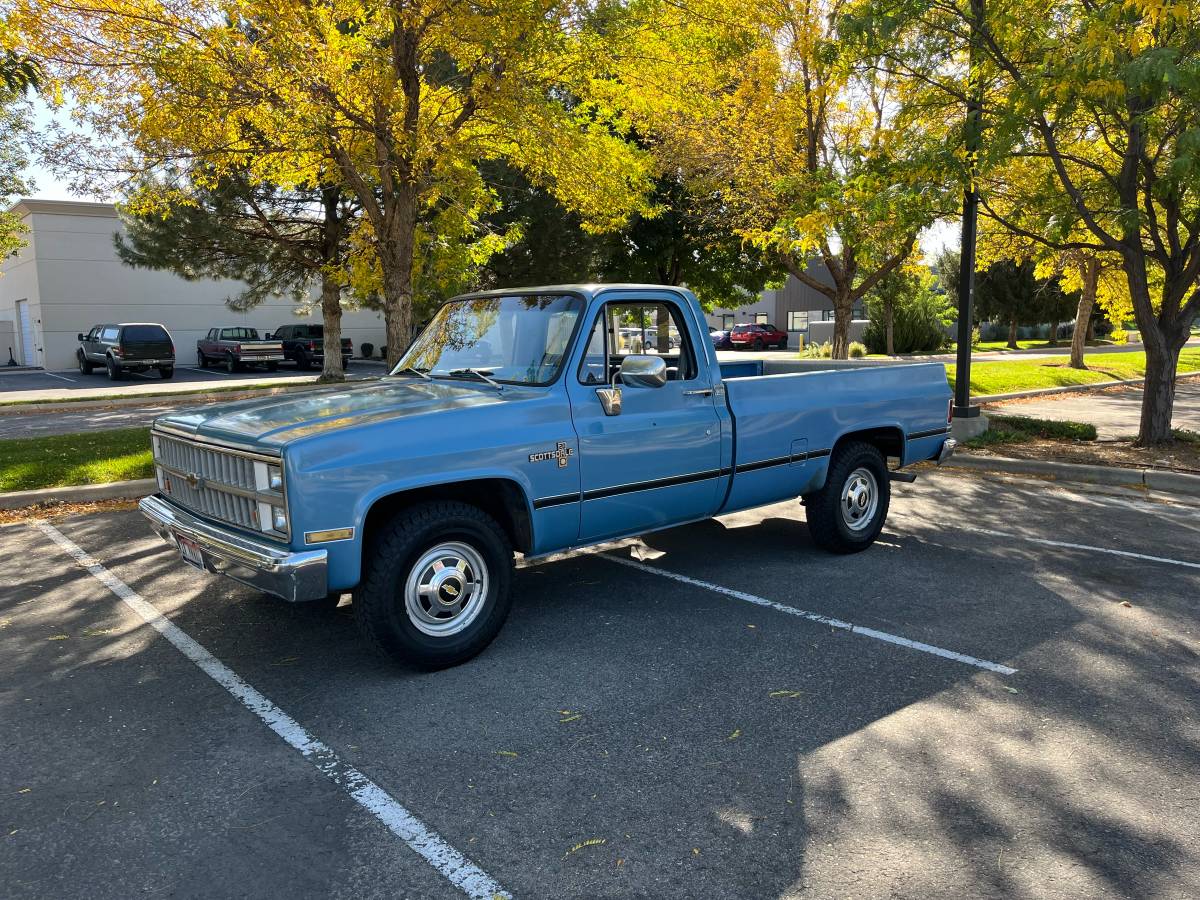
[{"x1": 0, "y1": 199, "x2": 389, "y2": 370}]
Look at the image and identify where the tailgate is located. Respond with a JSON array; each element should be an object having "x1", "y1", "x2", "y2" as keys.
[{"x1": 123, "y1": 340, "x2": 175, "y2": 360}]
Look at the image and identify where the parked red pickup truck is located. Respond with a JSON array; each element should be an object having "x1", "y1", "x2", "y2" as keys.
[
  {"x1": 197, "y1": 327, "x2": 285, "y2": 373},
  {"x1": 730, "y1": 322, "x2": 789, "y2": 350}
]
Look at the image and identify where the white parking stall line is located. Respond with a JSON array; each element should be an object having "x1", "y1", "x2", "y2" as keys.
[
  {"x1": 41, "y1": 370, "x2": 77, "y2": 382},
  {"x1": 35, "y1": 522, "x2": 512, "y2": 900},
  {"x1": 968, "y1": 526, "x2": 1200, "y2": 571},
  {"x1": 602, "y1": 553, "x2": 1018, "y2": 675}
]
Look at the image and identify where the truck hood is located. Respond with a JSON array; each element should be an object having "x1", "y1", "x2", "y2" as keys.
[{"x1": 154, "y1": 379, "x2": 514, "y2": 449}]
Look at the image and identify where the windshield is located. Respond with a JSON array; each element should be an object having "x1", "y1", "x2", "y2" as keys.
[{"x1": 393, "y1": 294, "x2": 583, "y2": 385}]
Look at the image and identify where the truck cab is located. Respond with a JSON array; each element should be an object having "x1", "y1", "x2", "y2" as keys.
[{"x1": 142, "y1": 285, "x2": 955, "y2": 669}]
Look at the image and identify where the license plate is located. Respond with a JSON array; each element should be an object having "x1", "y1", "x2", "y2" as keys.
[{"x1": 176, "y1": 535, "x2": 204, "y2": 568}]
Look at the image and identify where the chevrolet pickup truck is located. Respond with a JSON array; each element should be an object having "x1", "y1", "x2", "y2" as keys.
[
  {"x1": 197, "y1": 327, "x2": 284, "y2": 372},
  {"x1": 141, "y1": 285, "x2": 955, "y2": 669}
]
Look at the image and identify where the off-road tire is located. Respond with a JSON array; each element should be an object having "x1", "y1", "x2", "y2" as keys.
[
  {"x1": 804, "y1": 441, "x2": 890, "y2": 554},
  {"x1": 354, "y1": 501, "x2": 514, "y2": 669}
]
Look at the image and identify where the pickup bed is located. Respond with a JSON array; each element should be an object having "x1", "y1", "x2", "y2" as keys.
[
  {"x1": 197, "y1": 327, "x2": 284, "y2": 373},
  {"x1": 142, "y1": 284, "x2": 955, "y2": 669}
]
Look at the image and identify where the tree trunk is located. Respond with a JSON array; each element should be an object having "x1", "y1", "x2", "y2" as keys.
[
  {"x1": 1139, "y1": 340, "x2": 1178, "y2": 445},
  {"x1": 317, "y1": 273, "x2": 344, "y2": 383},
  {"x1": 379, "y1": 189, "x2": 419, "y2": 369},
  {"x1": 1069, "y1": 258, "x2": 1099, "y2": 370},
  {"x1": 884, "y1": 300, "x2": 895, "y2": 357},
  {"x1": 656, "y1": 306, "x2": 671, "y2": 353},
  {"x1": 831, "y1": 294, "x2": 853, "y2": 359},
  {"x1": 1007, "y1": 319, "x2": 1018, "y2": 349}
]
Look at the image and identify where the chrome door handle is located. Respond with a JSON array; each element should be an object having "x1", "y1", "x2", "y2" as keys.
[{"x1": 683, "y1": 388, "x2": 713, "y2": 397}]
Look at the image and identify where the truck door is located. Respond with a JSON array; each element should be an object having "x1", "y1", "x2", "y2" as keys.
[{"x1": 567, "y1": 294, "x2": 723, "y2": 542}]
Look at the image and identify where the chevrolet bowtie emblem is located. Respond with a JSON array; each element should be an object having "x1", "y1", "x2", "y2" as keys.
[
  {"x1": 444, "y1": 583, "x2": 459, "y2": 597},
  {"x1": 185, "y1": 471, "x2": 204, "y2": 490},
  {"x1": 529, "y1": 441, "x2": 575, "y2": 468}
]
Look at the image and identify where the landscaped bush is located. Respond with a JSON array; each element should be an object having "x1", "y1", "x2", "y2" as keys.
[
  {"x1": 360, "y1": 342, "x2": 374, "y2": 359},
  {"x1": 848, "y1": 341, "x2": 867, "y2": 358},
  {"x1": 1110, "y1": 329, "x2": 1128, "y2": 344},
  {"x1": 380, "y1": 345, "x2": 388, "y2": 359},
  {"x1": 863, "y1": 287, "x2": 953, "y2": 354},
  {"x1": 801, "y1": 341, "x2": 833, "y2": 358}
]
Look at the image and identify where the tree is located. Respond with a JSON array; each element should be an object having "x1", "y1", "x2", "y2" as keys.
[
  {"x1": 862, "y1": 264, "x2": 954, "y2": 355},
  {"x1": 862, "y1": 0, "x2": 1200, "y2": 443},
  {"x1": 0, "y1": 36, "x2": 38, "y2": 266},
  {"x1": 620, "y1": 0, "x2": 958, "y2": 357},
  {"x1": 15, "y1": 0, "x2": 652, "y2": 365},
  {"x1": 116, "y1": 175, "x2": 358, "y2": 382},
  {"x1": 973, "y1": 259, "x2": 1077, "y2": 349}
]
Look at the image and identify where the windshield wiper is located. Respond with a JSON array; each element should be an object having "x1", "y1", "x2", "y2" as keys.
[
  {"x1": 445, "y1": 368, "x2": 504, "y2": 390},
  {"x1": 393, "y1": 366, "x2": 432, "y2": 381}
]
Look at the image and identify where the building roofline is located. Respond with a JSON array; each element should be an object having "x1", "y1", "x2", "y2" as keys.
[{"x1": 8, "y1": 198, "x2": 118, "y2": 218}]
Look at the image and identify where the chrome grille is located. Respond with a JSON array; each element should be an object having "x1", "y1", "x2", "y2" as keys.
[{"x1": 152, "y1": 431, "x2": 286, "y2": 537}]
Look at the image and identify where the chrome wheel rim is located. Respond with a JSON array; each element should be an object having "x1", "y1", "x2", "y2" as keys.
[
  {"x1": 840, "y1": 467, "x2": 878, "y2": 532},
  {"x1": 403, "y1": 541, "x2": 489, "y2": 637}
]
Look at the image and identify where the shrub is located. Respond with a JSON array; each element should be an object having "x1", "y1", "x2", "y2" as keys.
[
  {"x1": 360, "y1": 342, "x2": 374, "y2": 359},
  {"x1": 971, "y1": 326, "x2": 981, "y2": 347},
  {"x1": 1110, "y1": 329, "x2": 1128, "y2": 345},
  {"x1": 863, "y1": 270, "x2": 953, "y2": 354},
  {"x1": 848, "y1": 341, "x2": 867, "y2": 358},
  {"x1": 799, "y1": 341, "x2": 833, "y2": 358}
]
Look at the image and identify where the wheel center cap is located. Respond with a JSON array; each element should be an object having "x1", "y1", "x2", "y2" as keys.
[{"x1": 436, "y1": 575, "x2": 464, "y2": 606}]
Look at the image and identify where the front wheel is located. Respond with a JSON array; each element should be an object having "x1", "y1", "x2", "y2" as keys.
[
  {"x1": 354, "y1": 501, "x2": 514, "y2": 669},
  {"x1": 78, "y1": 352, "x2": 94, "y2": 374},
  {"x1": 197, "y1": 350, "x2": 208, "y2": 368},
  {"x1": 804, "y1": 441, "x2": 890, "y2": 553}
]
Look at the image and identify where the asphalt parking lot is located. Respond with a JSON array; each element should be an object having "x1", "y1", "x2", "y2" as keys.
[
  {"x1": 3, "y1": 470, "x2": 1198, "y2": 899},
  {"x1": 0, "y1": 360, "x2": 384, "y2": 405}
]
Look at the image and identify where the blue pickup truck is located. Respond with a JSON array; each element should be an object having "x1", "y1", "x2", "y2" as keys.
[{"x1": 141, "y1": 285, "x2": 955, "y2": 668}]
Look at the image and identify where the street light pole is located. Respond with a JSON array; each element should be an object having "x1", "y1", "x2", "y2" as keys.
[{"x1": 954, "y1": 0, "x2": 984, "y2": 421}]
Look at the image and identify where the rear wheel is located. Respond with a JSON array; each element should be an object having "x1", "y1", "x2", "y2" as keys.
[
  {"x1": 158, "y1": 366, "x2": 174, "y2": 379},
  {"x1": 354, "y1": 501, "x2": 514, "y2": 669},
  {"x1": 105, "y1": 357, "x2": 123, "y2": 381},
  {"x1": 78, "y1": 352, "x2": 94, "y2": 374},
  {"x1": 804, "y1": 441, "x2": 890, "y2": 553},
  {"x1": 752, "y1": 338, "x2": 764, "y2": 351},
  {"x1": 225, "y1": 354, "x2": 238, "y2": 373},
  {"x1": 295, "y1": 350, "x2": 312, "y2": 371}
]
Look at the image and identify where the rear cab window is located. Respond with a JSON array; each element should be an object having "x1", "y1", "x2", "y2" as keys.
[{"x1": 121, "y1": 324, "x2": 170, "y2": 342}]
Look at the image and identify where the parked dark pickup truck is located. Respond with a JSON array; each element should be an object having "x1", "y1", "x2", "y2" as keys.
[
  {"x1": 197, "y1": 327, "x2": 284, "y2": 373},
  {"x1": 77, "y1": 323, "x2": 175, "y2": 380},
  {"x1": 268, "y1": 324, "x2": 353, "y2": 371}
]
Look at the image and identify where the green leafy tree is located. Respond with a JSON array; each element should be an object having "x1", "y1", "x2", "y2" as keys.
[
  {"x1": 974, "y1": 260, "x2": 1077, "y2": 349},
  {"x1": 863, "y1": 265, "x2": 953, "y2": 354},
  {"x1": 117, "y1": 175, "x2": 358, "y2": 382}
]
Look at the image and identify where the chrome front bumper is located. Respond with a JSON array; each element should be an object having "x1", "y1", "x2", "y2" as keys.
[
  {"x1": 936, "y1": 437, "x2": 958, "y2": 465},
  {"x1": 139, "y1": 494, "x2": 327, "y2": 602}
]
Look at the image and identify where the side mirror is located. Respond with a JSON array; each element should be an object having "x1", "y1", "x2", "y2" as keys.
[
  {"x1": 77, "y1": 333, "x2": 85, "y2": 342},
  {"x1": 595, "y1": 354, "x2": 667, "y2": 416},
  {"x1": 618, "y1": 354, "x2": 668, "y2": 388}
]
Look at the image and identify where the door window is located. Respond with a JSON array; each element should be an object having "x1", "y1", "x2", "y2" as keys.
[
  {"x1": 100, "y1": 326, "x2": 119, "y2": 341},
  {"x1": 578, "y1": 301, "x2": 697, "y2": 385}
]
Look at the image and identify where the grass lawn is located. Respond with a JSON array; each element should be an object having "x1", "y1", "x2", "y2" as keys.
[
  {"x1": 0, "y1": 427, "x2": 153, "y2": 493},
  {"x1": 948, "y1": 348, "x2": 1200, "y2": 396}
]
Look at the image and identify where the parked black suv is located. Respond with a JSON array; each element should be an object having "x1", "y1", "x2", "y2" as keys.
[
  {"x1": 77, "y1": 323, "x2": 176, "y2": 380},
  {"x1": 268, "y1": 323, "x2": 353, "y2": 371}
]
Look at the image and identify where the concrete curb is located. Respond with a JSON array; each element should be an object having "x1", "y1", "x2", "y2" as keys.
[
  {"x1": 945, "y1": 452, "x2": 1200, "y2": 495},
  {"x1": 976, "y1": 369, "x2": 1200, "y2": 404},
  {"x1": 0, "y1": 478, "x2": 156, "y2": 510}
]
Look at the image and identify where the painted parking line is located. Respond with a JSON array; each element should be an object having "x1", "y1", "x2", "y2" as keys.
[
  {"x1": 34, "y1": 521, "x2": 512, "y2": 900},
  {"x1": 602, "y1": 552, "x2": 1017, "y2": 675},
  {"x1": 41, "y1": 370, "x2": 77, "y2": 382},
  {"x1": 968, "y1": 526, "x2": 1200, "y2": 571}
]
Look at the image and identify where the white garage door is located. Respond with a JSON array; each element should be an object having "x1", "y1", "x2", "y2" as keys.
[{"x1": 16, "y1": 299, "x2": 36, "y2": 366}]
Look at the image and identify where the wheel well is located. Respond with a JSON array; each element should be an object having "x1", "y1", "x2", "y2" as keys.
[
  {"x1": 362, "y1": 479, "x2": 534, "y2": 555},
  {"x1": 832, "y1": 426, "x2": 904, "y2": 464}
]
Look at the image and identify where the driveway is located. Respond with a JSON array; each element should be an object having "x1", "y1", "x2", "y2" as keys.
[
  {"x1": 3, "y1": 469, "x2": 1198, "y2": 898},
  {"x1": 987, "y1": 377, "x2": 1200, "y2": 439}
]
